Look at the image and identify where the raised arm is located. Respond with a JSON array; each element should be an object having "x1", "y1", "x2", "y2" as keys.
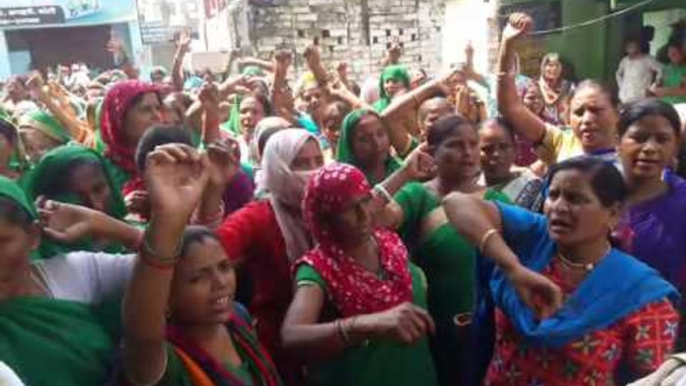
[
  {"x1": 496, "y1": 14, "x2": 547, "y2": 144},
  {"x1": 123, "y1": 144, "x2": 209, "y2": 385},
  {"x1": 373, "y1": 144, "x2": 436, "y2": 229},
  {"x1": 464, "y1": 41, "x2": 488, "y2": 86},
  {"x1": 442, "y1": 192, "x2": 562, "y2": 319},
  {"x1": 195, "y1": 138, "x2": 240, "y2": 229},
  {"x1": 271, "y1": 50, "x2": 299, "y2": 124},
  {"x1": 382, "y1": 37, "x2": 403, "y2": 67},
  {"x1": 171, "y1": 31, "x2": 192, "y2": 92},
  {"x1": 382, "y1": 68, "x2": 462, "y2": 155},
  {"x1": 27, "y1": 73, "x2": 93, "y2": 145},
  {"x1": 304, "y1": 44, "x2": 331, "y2": 98},
  {"x1": 198, "y1": 82, "x2": 222, "y2": 144}
]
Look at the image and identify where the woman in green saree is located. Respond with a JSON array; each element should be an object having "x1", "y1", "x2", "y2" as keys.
[
  {"x1": 22, "y1": 144, "x2": 129, "y2": 255},
  {"x1": 380, "y1": 114, "x2": 510, "y2": 386},
  {"x1": 336, "y1": 109, "x2": 403, "y2": 184},
  {"x1": 123, "y1": 143, "x2": 282, "y2": 386},
  {"x1": 17, "y1": 109, "x2": 72, "y2": 163},
  {"x1": 373, "y1": 65, "x2": 411, "y2": 112},
  {"x1": 0, "y1": 176, "x2": 128, "y2": 386}
]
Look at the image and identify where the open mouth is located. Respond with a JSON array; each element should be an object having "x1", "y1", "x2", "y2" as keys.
[
  {"x1": 549, "y1": 218, "x2": 572, "y2": 233},
  {"x1": 210, "y1": 294, "x2": 234, "y2": 312},
  {"x1": 635, "y1": 158, "x2": 659, "y2": 168}
]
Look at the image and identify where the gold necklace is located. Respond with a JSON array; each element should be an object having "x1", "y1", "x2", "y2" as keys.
[{"x1": 557, "y1": 243, "x2": 611, "y2": 273}]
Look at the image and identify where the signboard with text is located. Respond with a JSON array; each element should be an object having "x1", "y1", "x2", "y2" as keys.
[{"x1": 0, "y1": 0, "x2": 137, "y2": 30}]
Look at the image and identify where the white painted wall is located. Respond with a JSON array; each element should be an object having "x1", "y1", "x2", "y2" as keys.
[{"x1": 442, "y1": 0, "x2": 497, "y2": 73}]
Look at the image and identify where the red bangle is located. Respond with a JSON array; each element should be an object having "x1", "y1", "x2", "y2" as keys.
[{"x1": 139, "y1": 253, "x2": 175, "y2": 271}]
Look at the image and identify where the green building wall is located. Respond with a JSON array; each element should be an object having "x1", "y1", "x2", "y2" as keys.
[{"x1": 498, "y1": 0, "x2": 685, "y2": 83}]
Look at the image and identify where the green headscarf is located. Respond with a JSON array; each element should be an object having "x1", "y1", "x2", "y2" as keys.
[
  {"x1": 336, "y1": 109, "x2": 402, "y2": 184},
  {"x1": 0, "y1": 296, "x2": 117, "y2": 386},
  {"x1": 373, "y1": 65, "x2": 411, "y2": 112},
  {"x1": 221, "y1": 94, "x2": 243, "y2": 135},
  {"x1": 242, "y1": 65, "x2": 265, "y2": 77},
  {"x1": 0, "y1": 116, "x2": 29, "y2": 175},
  {"x1": 0, "y1": 174, "x2": 36, "y2": 219},
  {"x1": 0, "y1": 175, "x2": 41, "y2": 260},
  {"x1": 22, "y1": 144, "x2": 128, "y2": 256},
  {"x1": 18, "y1": 109, "x2": 71, "y2": 145}
]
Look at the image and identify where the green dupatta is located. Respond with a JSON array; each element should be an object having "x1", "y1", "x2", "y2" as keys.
[
  {"x1": 0, "y1": 176, "x2": 40, "y2": 260},
  {"x1": 0, "y1": 296, "x2": 116, "y2": 386},
  {"x1": 0, "y1": 115, "x2": 29, "y2": 175},
  {"x1": 372, "y1": 65, "x2": 411, "y2": 113},
  {"x1": 336, "y1": 109, "x2": 402, "y2": 184},
  {"x1": 18, "y1": 109, "x2": 72, "y2": 145},
  {"x1": 220, "y1": 94, "x2": 243, "y2": 135},
  {"x1": 22, "y1": 144, "x2": 128, "y2": 256}
]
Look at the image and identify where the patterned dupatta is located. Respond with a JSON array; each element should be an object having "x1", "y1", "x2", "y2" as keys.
[
  {"x1": 295, "y1": 163, "x2": 412, "y2": 317},
  {"x1": 166, "y1": 305, "x2": 282, "y2": 386}
]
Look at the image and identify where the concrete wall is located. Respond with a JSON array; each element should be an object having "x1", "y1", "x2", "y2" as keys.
[{"x1": 248, "y1": 0, "x2": 446, "y2": 83}]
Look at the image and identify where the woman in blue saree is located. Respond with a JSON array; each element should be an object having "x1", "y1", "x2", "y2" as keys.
[{"x1": 443, "y1": 156, "x2": 680, "y2": 386}]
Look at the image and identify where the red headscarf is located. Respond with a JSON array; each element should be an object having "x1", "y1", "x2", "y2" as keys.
[
  {"x1": 100, "y1": 80, "x2": 159, "y2": 193},
  {"x1": 295, "y1": 163, "x2": 412, "y2": 317}
]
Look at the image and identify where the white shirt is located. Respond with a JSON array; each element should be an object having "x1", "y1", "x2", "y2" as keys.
[
  {"x1": 616, "y1": 54, "x2": 663, "y2": 104},
  {"x1": 32, "y1": 251, "x2": 135, "y2": 304},
  {"x1": 0, "y1": 362, "x2": 25, "y2": 386}
]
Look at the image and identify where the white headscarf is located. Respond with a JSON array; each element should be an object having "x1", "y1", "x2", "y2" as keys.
[{"x1": 262, "y1": 128, "x2": 320, "y2": 261}]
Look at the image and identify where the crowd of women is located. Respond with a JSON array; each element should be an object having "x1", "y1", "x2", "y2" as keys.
[{"x1": 0, "y1": 11, "x2": 685, "y2": 386}]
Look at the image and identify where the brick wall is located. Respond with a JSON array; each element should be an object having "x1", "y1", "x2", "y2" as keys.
[{"x1": 247, "y1": 0, "x2": 446, "y2": 83}]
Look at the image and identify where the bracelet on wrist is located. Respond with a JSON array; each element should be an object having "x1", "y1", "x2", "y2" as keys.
[
  {"x1": 139, "y1": 228, "x2": 181, "y2": 264},
  {"x1": 373, "y1": 184, "x2": 393, "y2": 204},
  {"x1": 139, "y1": 253, "x2": 175, "y2": 271},
  {"x1": 479, "y1": 228, "x2": 499, "y2": 256}
]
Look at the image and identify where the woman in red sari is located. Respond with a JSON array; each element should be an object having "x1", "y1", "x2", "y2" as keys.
[
  {"x1": 212, "y1": 128, "x2": 325, "y2": 383},
  {"x1": 100, "y1": 80, "x2": 163, "y2": 196}
]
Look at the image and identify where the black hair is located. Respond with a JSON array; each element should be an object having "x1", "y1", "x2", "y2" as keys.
[
  {"x1": 127, "y1": 91, "x2": 162, "y2": 117},
  {"x1": 427, "y1": 114, "x2": 476, "y2": 155},
  {"x1": 618, "y1": 98, "x2": 682, "y2": 138},
  {"x1": 668, "y1": 38, "x2": 684, "y2": 51},
  {"x1": 42, "y1": 157, "x2": 102, "y2": 198},
  {"x1": 480, "y1": 117, "x2": 515, "y2": 141},
  {"x1": 0, "y1": 196, "x2": 34, "y2": 230},
  {"x1": 324, "y1": 101, "x2": 353, "y2": 128},
  {"x1": 573, "y1": 80, "x2": 619, "y2": 109},
  {"x1": 0, "y1": 118, "x2": 17, "y2": 145},
  {"x1": 179, "y1": 225, "x2": 221, "y2": 259},
  {"x1": 623, "y1": 36, "x2": 641, "y2": 47},
  {"x1": 135, "y1": 125, "x2": 194, "y2": 172},
  {"x1": 258, "y1": 125, "x2": 285, "y2": 157},
  {"x1": 547, "y1": 156, "x2": 626, "y2": 207},
  {"x1": 417, "y1": 95, "x2": 451, "y2": 125},
  {"x1": 241, "y1": 93, "x2": 273, "y2": 117}
]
